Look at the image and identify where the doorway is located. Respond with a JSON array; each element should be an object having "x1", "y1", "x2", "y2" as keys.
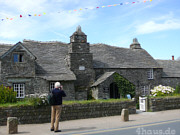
[{"x1": 110, "y1": 82, "x2": 120, "y2": 99}]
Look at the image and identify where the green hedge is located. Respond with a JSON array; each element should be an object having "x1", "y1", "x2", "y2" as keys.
[{"x1": 0, "y1": 85, "x2": 17, "y2": 104}]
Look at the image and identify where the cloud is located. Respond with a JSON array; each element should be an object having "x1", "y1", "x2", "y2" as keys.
[
  {"x1": 135, "y1": 19, "x2": 180, "y2": 34},
  {"x1": 0, "y1": 0, "x2": 98, "y2": 43}
]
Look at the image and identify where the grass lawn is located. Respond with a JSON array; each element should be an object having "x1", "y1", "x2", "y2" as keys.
[{"x1": 0, "y1": 98, "x2": 131, "y2": 108}]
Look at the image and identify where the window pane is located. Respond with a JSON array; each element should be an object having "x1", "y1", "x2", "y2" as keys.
[
  {"x1": 148, "y1": 69, "x2": 153, "y2": 79},
  {"x1": 19, "y1": 54, "x2": 23, "y2": 62},
  {"x1": 50, "y1": 82, "x2": 55, "y2": 91},
  {"x1": 13, "y1": 83, "x2": 25, "y2": 98},
  {"x1": 14, "y1": 54, "x2": 18, "y2": 63}
]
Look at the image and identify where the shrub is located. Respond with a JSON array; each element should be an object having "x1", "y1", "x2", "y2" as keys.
[
  {"x1": 114, "y1": 73, "x2": 135, "y2": 98},
  {"x1": 0, "y1": 85, "x2": 17, "y2": 104},
  {"x1": 28, "y1": 93, "x2": 49, "y2": 107},
  {"x1": 174, "y1": 84, "x2": 180, "y2": 94},
  {"x1": 150, "y1": 85, "x2": 175, "y2": 97}
]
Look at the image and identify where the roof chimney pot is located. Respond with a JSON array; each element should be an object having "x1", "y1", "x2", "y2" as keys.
[{"x1": 130, "y1": 38, "x2": 141, "y2": 49}]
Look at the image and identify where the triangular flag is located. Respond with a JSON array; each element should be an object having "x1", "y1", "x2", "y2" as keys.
[
  {"x1": 102, "y1": 6, "x2": 106, "y2": 8},
  {"x1": 2, "y1": 19, "x2": 4, "y2": 21},
  {"x1": 79, "y1": 8, "x2": 82, "y2": 10},
  {"x1": 113, "y1": 4, "x2": 117, "y2": 6},
  {"x1": 96, "y1": 7, "x2": 99, "y2": 9},
  {"x1": 132, "y1": 2, "x2": 136, "y2": 4},
  {"x1": 20, "y1": 15, "x2": 22, "y2": 17},
  {"x1": 120, "y1": 3, "x2": 123, "y2": 5},
  {"x1": 34, "y1": 14, "x2": 37, "y2": 16},
  {"x1": 28, "y1": 14, "x2": 32, "y2": 16},
  {"x1": 144, "y1": 0, "x2": 146, "y2": 2},
  {"x1": 150, "y1": 0, "x2": 152, "y2": 1},
  {"x1": 108, "y1": 5, "x2": 112, "y2": 7},
  {"x1": 6, "y1": 17, "x2": 9, "y2": 19},
  {"x1": 74, "y1": 9, "x2": 77, "y2": 11},
  {"x1": 43, "y1": 12, "x2": 46, "y2": 15},
  {"x1": 10, "y1": 18, "x2": 13, "y2": 20},
  {"x1": 38, "y1": 14, "x2": 41, "y2": 16}
]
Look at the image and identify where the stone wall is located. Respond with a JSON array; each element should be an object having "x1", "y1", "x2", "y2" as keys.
[
  {"x1": 149, "y1": 97, "x2": 180, "y2": 112},
  {"x1": 94, "y1": 68, "x2": 162, "y2": 91},
  {"x1": 1, "y1": 44, "x2": 36, "y2": 84},
  {"x1": 161, "y1": 77, "x2": 180, "y2": 89},
  {"x1": 0, "y1": 101, "x2": 136, "y2": 126},
  {"x1": 94, "y1": 68, "x2": 163, "y2": 97}
]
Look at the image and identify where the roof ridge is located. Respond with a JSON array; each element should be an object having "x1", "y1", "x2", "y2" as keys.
[
  {"x1": 90, "y1": 43, "x2": 131, "y2": 50},
  {"x1": 23, "y1": 39, "x2": 68, "y2": 44},
  {"x1": 156, "y1": 59, "x2": 179, "y2": 62}
]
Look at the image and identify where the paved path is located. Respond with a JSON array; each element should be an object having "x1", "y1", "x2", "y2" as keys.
[{"x1": 0, "y1": 109, "x2": 180, "y2": 135}]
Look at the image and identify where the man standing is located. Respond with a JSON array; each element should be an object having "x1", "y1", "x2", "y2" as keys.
[{"x1": 51, "y1": 82, "x2": 66, "y2": 132}]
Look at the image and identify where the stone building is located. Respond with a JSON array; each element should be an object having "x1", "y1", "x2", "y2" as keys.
[{"x1": 0, "y1": 26, "x2": 180, "y2": 100}]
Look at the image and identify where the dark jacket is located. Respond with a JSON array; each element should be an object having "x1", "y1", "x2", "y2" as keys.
[{"x1": 52, "y1": 88, "x2": 66, "y2": 105}]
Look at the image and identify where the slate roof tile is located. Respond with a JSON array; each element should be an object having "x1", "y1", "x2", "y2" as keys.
[{"x1": 156, "y1": 60, "x2": 180, "y2": 77}]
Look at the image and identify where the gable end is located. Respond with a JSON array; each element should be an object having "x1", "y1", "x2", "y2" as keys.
[{"x1": 0, "y1": 42, "x2": 36, "y2": 60}]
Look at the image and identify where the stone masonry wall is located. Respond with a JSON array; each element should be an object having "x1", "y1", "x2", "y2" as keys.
[
  {"x1": 0, "y1": 101, "x2": 136, "y2": 126},
  {"x1": 161, "y1": 77, "x2": 180, "y2": 89},
  {"x1": 94, "y1": 68, "x2": 162, "y2": 91},
  {"x1": 149, "y1": 97, "x2": 180, "y2": 112},
  {"x1": 94, "y1": 68, "x2": 163, "y2": 97}
]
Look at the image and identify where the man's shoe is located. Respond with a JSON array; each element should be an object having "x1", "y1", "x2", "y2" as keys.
[
  {"x1": 50, "y1": 129, "x2": 54, "y2": 131},
  {"x1": 54, "y1": 130, "x2": 61, "y2": 132}
]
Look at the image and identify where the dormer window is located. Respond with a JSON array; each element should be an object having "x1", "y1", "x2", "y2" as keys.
[{"x1": 13, "y1": 53, "x2": 24, "y2": 63}]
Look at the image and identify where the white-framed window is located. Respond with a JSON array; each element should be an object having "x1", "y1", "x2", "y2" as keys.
[
  {"x1": 50, "y1": 82, "x2": 55, "y2": 91},
  {"x1": 140, "y1": 86, "x2": 150, "y2": 96},
  {"x1": 13, "y1": 83, "x2": 25, "y2": 98},
  {"x1": 147, "y1": 69, "x2": 153, "y2": 79}
]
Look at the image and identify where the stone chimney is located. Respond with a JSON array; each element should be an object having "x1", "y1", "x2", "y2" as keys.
[
  {"x1": 172, "y1": 55, "x2": 174, "y2": 60},
  {"x1": 130, "y1": 38, "x2": 141, "y2": 49}
]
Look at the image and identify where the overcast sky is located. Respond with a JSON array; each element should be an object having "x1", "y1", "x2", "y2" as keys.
[{"x1": 0, "y1": 0, "x2": 180, "y2": 60}]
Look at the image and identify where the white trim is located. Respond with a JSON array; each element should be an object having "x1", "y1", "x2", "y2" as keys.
[
  {"x1": 147, "y1": 69, "x2": 153, "y2": 79},
  {"x1": 140, "y1": 86, "x2": 150, "y2": 96},
  {"x1": 50, "y1": 82, "x2": 55, "y2": 91},
  {"x1": 13, "y1": 83, "x2": 25, "y2": 98}
]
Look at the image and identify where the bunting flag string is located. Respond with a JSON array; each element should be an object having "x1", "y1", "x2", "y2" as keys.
[{"x1": 1, "y1": 0, "x2": 152, "y2": 22}]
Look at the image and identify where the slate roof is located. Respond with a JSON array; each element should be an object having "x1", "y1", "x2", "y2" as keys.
[
  {"x1": 22, "y1": 40, "x2": 76, "y2": 81},
  {"x1": 0, "y1": 44, "x2": 12, "y2": 57},
  {"x1": 0, "y1": 40, "x2": 167, "y2": 81},
  {"x1": 92, "y1": 71, "x2": 115, "y2": 87},
  {"x1": 90, "y1": 44, "x2": 161, "y2": 68},
  {"x1": 156, "y1": 60, "x2": 180, "y2": 77}
]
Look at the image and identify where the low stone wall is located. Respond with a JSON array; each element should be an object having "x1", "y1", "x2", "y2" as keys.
[
  {"x1": 149, "y1": 97, "x2": 180, "y2": 112},
  {"x1": 0, "y1": 101, "x2": 136, "y2": 126}
]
